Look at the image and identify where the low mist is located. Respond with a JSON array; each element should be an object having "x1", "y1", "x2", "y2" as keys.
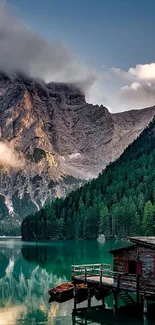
[
  {"x1": 0, "y1": 3, "x2": 97, "y2": 90},
  {"x1": 0, "y1": 142, "x2": 25, "y2": 169}
]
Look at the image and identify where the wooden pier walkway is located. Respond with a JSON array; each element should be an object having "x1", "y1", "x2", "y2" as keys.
[
  {"x1": 70, "y1": 238, "x2": 155, "y2": 323},
  {"x1": 72, "y1": 263, "x2": 115, "y2": 289},
  {"x1": 71, "y1": 262, "x2": 149, "y2": 324},
  {"x1": 49, "y1": 238, "x2": 155, "y2": 324},
  {"x1": 72, "y1": 263, "x2": 152, "y2": 295}
]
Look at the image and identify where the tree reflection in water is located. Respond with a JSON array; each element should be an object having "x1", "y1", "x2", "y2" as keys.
[{"x1": 0, "y1": 238, "x2": 128, "y2": 325}]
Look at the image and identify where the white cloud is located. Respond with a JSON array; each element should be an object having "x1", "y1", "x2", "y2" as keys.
[
  {"x1": 0, "y1": 142, "x2": 25, "y2": 168},
  {"x1": 0, "y1": 3, "x2": 155, "y2": 112},
  {"x1": 110, "y1": 67, "x2": 129, "y2": 79},
  {"x1": 86, "y1": 81, "x2": 108, "y2": 106},
  {"x1": 112, "y1": 63, "x2": 155, "y2": 82},
  {"x1": 128, "y1": 63, "x2": 155, "y2": 81},
  {"x1": 108, "y1": 63, "x2": 155, "y2": 111},
  {"x1": 0, "y1": 2, "x2": 98, "y2": 90},
  {"x1": 119, "y1": 82, "x2": 155, "y2": 109}
]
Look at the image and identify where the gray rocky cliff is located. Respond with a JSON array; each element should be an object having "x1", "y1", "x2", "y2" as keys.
[{"x1": 0, "y1": 73, "x2": 155, "y2": 234}]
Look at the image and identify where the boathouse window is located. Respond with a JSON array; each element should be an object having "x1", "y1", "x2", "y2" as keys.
[
  {"x1": 128, "y1": 261, "x2": 137, "y2": 274},
  {"x1": 124, "y1": 260, "x2": 142, "y2": 275}
]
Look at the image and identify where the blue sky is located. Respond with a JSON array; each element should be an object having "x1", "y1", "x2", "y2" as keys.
[{"x1": 4, "y1": 0, "x2": 155, "y2": 111}]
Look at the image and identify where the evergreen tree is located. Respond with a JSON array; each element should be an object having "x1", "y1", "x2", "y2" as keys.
[
  {"x1": 65, "y1": 216, "x2": 74, "y2": 239},
  {"x1": 57, "y1": 218, "x2": 65, "y2": 239},
  {"x1": 142, "y1": 201, "x2": 155, "y2": 236},
  {"x1": 83, "y1": 213, "x2": 92, "y2": 239},
  {"x1": 99, "y1": 205, "x2": 109, "y2": 235}
]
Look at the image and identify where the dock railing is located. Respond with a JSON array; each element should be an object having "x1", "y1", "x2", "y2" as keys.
[
  {"x1": 72, "y1": 263, "x2": 138, "y2": 289},
  {"x1": 72, "y1": 263, "x2": 113, "y2": 284}
]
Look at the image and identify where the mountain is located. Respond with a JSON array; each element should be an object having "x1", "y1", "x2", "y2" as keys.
[
  {"x1": 22, "y1": 118, "x2": 155, "y2": 241},
  {"x1": 0, "y1": 72, "x2": 155, "y2": 234}
]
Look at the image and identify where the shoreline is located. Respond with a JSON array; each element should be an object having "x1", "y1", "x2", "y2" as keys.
[{"x1": 0, "y1": 236, "x2": 22, "y2": 238}]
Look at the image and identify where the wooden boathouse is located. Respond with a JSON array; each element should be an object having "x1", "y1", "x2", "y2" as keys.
[{"x1": 72, "y1": 237, "x2": 155, "y2": 320}]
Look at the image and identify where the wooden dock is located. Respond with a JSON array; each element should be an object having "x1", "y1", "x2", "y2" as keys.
[
  {"x1": 72, "y1": 263, "x2": 114, "y2": 287},
  {"x1": 72, "y1": 262, "x2": 155, "y2": 295},
  {"x1": 71, "y1": 262, "x2": 153, "y2": 324},
  {"x1": 49, "y1": 238, "x2": 155, "y2": 324}
]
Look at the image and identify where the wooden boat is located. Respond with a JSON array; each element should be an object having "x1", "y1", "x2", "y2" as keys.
[
  {"x1": 48, "y1": 282, "x2": 88, "y2": 303},
  {"x1": 48, "y1": 282, "x2": 73, "y2": 302}
]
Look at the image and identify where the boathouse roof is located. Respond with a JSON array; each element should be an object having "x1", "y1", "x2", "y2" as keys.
[
  {"x1": 129, "y1": 236, "x2": 155, "y2": 248},
  {"x1": 109, "y1": 237, "x2": 155, "y2": 254},
  {"x1": 109, "y1": 244, "x2": 135, "y2": 254}
]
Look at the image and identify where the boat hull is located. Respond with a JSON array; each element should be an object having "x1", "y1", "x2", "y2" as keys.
[{"x1": 48, "y1": 282, "x2": 88, "y2": 303}]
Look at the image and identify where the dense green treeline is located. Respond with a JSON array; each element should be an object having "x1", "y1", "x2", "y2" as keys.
[{"x1": 22, "y1": 119, "x2": 155, "y2": 240}]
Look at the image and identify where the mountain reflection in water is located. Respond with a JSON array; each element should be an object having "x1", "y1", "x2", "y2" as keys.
[{"x1": 0, "y1": 238, "x2": 145, "y2": 325}]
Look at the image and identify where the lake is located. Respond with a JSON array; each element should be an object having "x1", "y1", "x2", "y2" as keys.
[{"x1": 0, "y1": 238, "x2": 152, "y2": 325}]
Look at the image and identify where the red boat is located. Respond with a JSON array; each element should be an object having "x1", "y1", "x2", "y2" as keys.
[
  {"x1": 48, "y1": 282, "x2": 74, "y2": 302},
  {"x1": 48, "y1": 282, "x2": 88, "y2": 303}
]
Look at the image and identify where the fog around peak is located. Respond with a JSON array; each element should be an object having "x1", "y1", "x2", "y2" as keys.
[{"x1": 0, "y1": 3, "x2": 97, "y2": 90}]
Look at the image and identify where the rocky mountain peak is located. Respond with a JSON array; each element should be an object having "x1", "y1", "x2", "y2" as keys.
[
  {"x1": 47, "y1": 82, "x2": 85, "y2": 106},
  {"x1": 0, "y1": 72, "x2": 155, "y2": 234}
]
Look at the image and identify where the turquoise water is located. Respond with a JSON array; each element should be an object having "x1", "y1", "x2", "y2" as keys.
[{"x1": 0, "y1": 238, "x2": 152, "y2": 324}]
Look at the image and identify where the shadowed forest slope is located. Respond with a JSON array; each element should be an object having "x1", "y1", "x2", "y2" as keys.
[{"x1": 22, "y1": 118, "x2": 155, "y2": 240}]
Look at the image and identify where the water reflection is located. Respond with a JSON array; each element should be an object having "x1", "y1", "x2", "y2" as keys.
[
  {"x1": 0, "y1": 238, "x2": 144, "y2": 325},
  {"x1": 0, "y1": 239, "x2": 75, "y2": 324},
  {"x1": 21, "y1": 240, "x2": 114, "y2": 279}
]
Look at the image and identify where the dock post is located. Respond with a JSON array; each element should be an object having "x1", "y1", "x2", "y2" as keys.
[
  {"x1": 136, "y1": 275, "x2": 140, "y2": 304},
  {"x1": 72, "y1": 314, "x2": 76, "y2": 325},
  {"x1": 102, "y1": 296, "x2": 105, "y2": 309},
  {"x1": 73, "y1": 284, "x2": 77, "y2": 311},
  {"x1": 113, "y1": 290, "x2": 118, "y2": 316},
  {"x1": 143, "y1": 296, "x2": 148, "y2": 325},
  {"x1": 87, "y1": 288, "x2": 91, "y2": 309}
]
